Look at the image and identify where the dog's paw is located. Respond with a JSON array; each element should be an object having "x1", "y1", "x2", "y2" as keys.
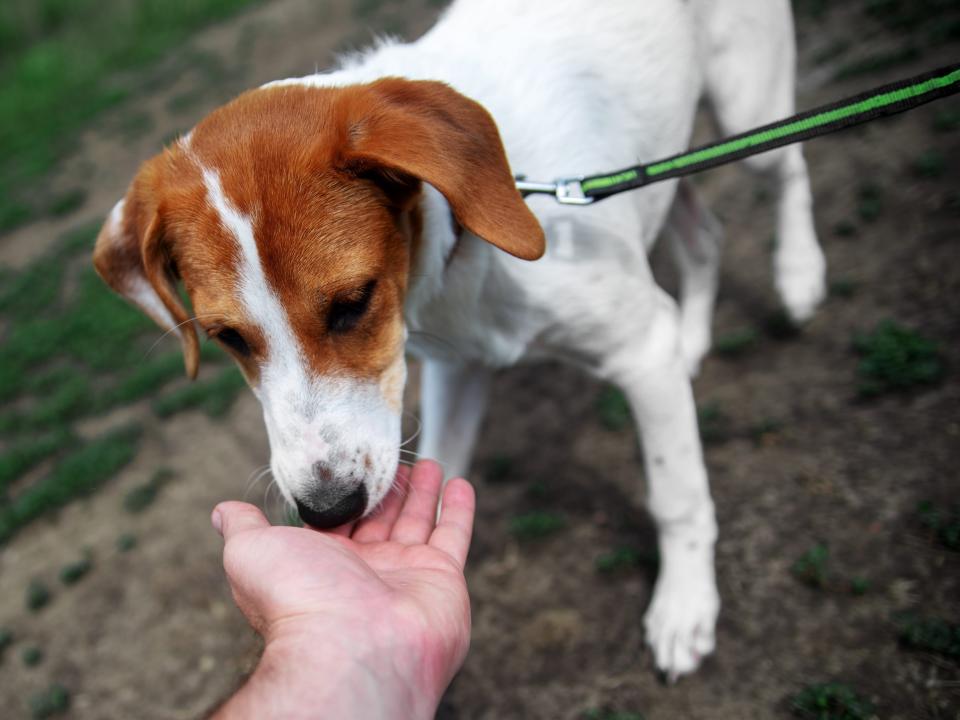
[
  {"x1": 774, "y1": 243, "x2": 826, "y2": 323},
  {"x1": 643, "y1": 575, "x2": 719, "y2": 682}
]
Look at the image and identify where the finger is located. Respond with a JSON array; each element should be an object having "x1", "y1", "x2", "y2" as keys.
[
  {"x1": 213, "y1": 501, "x2": 270, "y2": 540},
  {"x1": 389, "y1": 459, "x2": 444, "y2": 545},
  {"x1": 351, "y1": 465, "x2": 412, "y2": 543},
  {"x1": 428, "y1": 478, "x2": 476, "y2": 568}
]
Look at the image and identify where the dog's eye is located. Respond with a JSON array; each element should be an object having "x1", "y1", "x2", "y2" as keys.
[
  {"x1": 328, "y1": 280, "x2": 376, "y2": 334},
  {"x1": 215, "y1": 327, "x2": 251, "y2": 357}
]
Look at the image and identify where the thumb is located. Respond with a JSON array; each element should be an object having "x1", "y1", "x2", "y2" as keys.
[{"x1": 212, "y1": 501, "x2": 270, "y2": 540}]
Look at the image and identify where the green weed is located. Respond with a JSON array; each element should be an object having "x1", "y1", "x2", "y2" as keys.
[
  {"x1": 897, "y1": 615, "x2": 960, "y2": 658},
  {"x1": 0, "y1": 627, "x2": 13, "y2": 654},
  {"x1": 792, "y1": 543, "x2": 830, "y2": 589},
  {"x1": 912, "y1": 149, "x2": 945, "y2": 178},
  {"x1": 595, "y1": 546, "x2": 657, "y2": 575},
  {"x1": 597, "y1": 386, "x2": 632, "y2": 431},
  {"x1": 152, "y1": 366, "x2": 246, "y2": 418},
  {"x1": 510, "y1": 512, "x2": 566, "y2": 541},
  {"x1": 856, "y1": 183, "x2": 884, "y2": 223},
  {"x1": 116, "y1": 532, "x2": 138, "y2": 552},
  {"x1": 916, "y1": 500, "x2": 960, "y2": 551},
  {"x1": 749, "y1": 418, "x2": 783, "y2": 445},
  {"x1": 853, "y1": 320, "x2": 943, "y2": 397},
  {"x1": 714, "y1": 328, "x2": 758, "y2": 357},
  {"x1": 849, "y1": 577, "x2": 871, "y2": 596},
  {"x1": 0, "y1": 430, "x2": 73, "y2": 496},
  {"x1": 123, "y1": 467, "x2": 174, "y2": 513},
  {"x1": 698, "y1": 402, "x2": 729, "y2": 444},
  {"x1": 791, "y1": 682, "x2": 873, "y2": 720},
  {"x1": 59, "y1": 556, "x2": 92, "y2": 585},
  {"x1": 28, "y1": 683, "x2": 70, "y2": 719},
  {"x1": 833, "y1": 220, "x2": 857, "y2": 238},
  {"x1": 21, "y1": 645, "x2": 44, "y2": 667},
  {"x1": 26, "y1": 579, "x2": 52, "y2": 612},
  {"x1": 828, "y1": 278, "x2": 857, "y2": 299}
]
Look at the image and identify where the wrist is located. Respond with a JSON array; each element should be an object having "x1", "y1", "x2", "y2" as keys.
[{"x1": 215, "y1": 619, "x2": 442, "y2": 720}]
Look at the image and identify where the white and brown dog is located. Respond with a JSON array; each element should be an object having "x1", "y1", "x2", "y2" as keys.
[{"x1": 94, "y1": 0, "x2": 826, "y2": 678}]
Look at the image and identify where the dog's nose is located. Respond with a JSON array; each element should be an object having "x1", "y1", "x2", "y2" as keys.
[{"x1": 295, "y1": 484, "x2": 367, "y2": 529}]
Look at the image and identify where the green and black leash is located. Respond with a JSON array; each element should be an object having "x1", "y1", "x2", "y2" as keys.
[{"x1": 517, "y1": 62, "x2": 960, "y2": 205}]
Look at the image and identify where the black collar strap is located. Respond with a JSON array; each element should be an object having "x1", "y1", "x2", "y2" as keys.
[{"x1": 517, "y1": 62, "x2": 960, "y2": 205}]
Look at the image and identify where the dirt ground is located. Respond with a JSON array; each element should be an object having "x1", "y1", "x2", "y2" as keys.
[{"x1": 1, "y1": 1, "x2": 958, "y2": 718}]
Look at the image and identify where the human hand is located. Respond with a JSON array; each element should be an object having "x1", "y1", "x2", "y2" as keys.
[{"x1": 211, "y1": 460, "x2": 476, "y2": 720}]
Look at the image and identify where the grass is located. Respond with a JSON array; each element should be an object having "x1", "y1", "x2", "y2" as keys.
[
  {"x1": 124, "y1": 467, "x2": 174, "y2": 513},
  {"x1": 792, "y1": 543, "x2": 830, "y2": 589},
  {"x1": 28, "y1": 683, "x2": 70, "y2": 719},
  {"x1": 595, "y1": 546, "x2": 657, "y2": 575},
  {"x1": 853, "y1": 320, "x2": 944, "y2": 397},
  {"x1": 152, "y1": 366, "x2": 246, "y2": 418},
  {"x1": 897, "y1": 615, "x2": 960, "y2": 659},
  {"x1": 916, "y1": 500, "x2": 960, "y2": 551},
  {"x1": 0, "y1": 0, "x2": 262, "y2": 234},
  {"x1": 597, "y1": 386, "x2": 632, "y2": 432},
  {"x1": 509, "y1": 512, "x2": 566, "y2": 541},
  {"x1": 911, "y1": 149, "x2": 945, "y2": 178},
  {"x1": 22, "y1": 645, "x2": 44, "y2": 667},
  {"x1": 26, "y1": 579, "x2": 52, "y2": 612},
  {"x1": 116, "y1": 532, "x2": 138, "y2": 552},
  {"x1": 791, "y1": 682, "x2": 874, "y2": 720},
  {"x1": 698, "y1": 402, "x2": 729, "y2": 445},
  {"x1": 584, "y1": 711, "x2": 645, "y2": 720},
  {"x1": 856, "y1": 183, "x2": 884, "y2": 223},
  {"x1": 0, "y1": 627, "x2": 13, "y2": 654},
  {"x1": 0, "y1": 220, "x2": 234, "y2": 540},
  {"x1": 59, "y1": 556, "x2": 93, "y2": 585},
  {"x1": 0, "y1": 424, "x2": 142, "y2": 544},
  {"x1": 714, "y1": 328, "x2": 758, "y2": 358}
]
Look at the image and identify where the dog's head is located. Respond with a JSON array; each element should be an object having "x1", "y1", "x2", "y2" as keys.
[{"x1": 93, "y1": 78, "x2": 543, "y2": 527}]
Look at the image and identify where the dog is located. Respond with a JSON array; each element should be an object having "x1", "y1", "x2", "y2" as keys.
[{"x1": 93, "y1": 0, "x2": 827, "y2": 679}]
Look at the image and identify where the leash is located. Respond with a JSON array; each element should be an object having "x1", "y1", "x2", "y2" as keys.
[{"x1": 517, "y1": 62, "x2": 960, "y2": 205}]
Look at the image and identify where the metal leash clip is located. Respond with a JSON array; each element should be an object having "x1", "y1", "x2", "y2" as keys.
[{"x1": 515, "y1": 177, "x2": 595, "y2": 205}]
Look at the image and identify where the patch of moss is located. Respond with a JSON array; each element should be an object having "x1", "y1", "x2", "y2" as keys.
[
  {"x1": 912, "y1": 149, "x2": 945, "y2": 178},
  {"x1": 59, "y1": 556, "x2": 92, "y2": 585},
  {"x1": 123, "y1": 467, "x2": 174, "y2": 513},
  {"x1": 596, "y1": 386, "x2": 632, "y2": 432},
  {"x1": 28, "y1": 683, "x2": 70, "y2": 719},
  {"x1": 792, "y1": 543, "x2": 829, "y2": 589},
  {"x1": 509, "y1": 512, "x2": 566, "y2": 541},
  {"x1": 854, "y1": 320, "x2": 943, "y2": 397},
  {"x1": 897, "y1": 615, "x2": 960, "y2": 658},
  {"x1": 116, "y1": 532, "x2": 137, "y2": 552},
  {"x1": 714, "y1": 328, "x2": 758, "y2": 357},
  {"x1": 916, "y1": 500, "x2": 960, "y2": 551},
  {"x1": 856, "y1": 182, "x2": 884, "y2": 223},
  {"x1": 698, "y1": 402, "x2": 729, "y2": 445},
  {"x1": 21, "y1": 645, "x2": 43, "y2": 667},
  {"x1": 791, "y1": 682, "x2": 873, "y2": 720},
  {"x1": 26, "y1": 579, "x2": 52, "y2": 612}
]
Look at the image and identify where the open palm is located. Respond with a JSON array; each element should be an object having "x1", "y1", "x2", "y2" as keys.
[{"x1": 213, "y1": 461, "x2": 476, "y2": 705}]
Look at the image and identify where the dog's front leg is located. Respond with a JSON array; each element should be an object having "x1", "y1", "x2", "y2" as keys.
[
  {"x1": 599, "y1": 288, "x2": 719, "y2": 681},
  {"x1": 416, "y1": 359, "x2": 492, "y2": 480}
]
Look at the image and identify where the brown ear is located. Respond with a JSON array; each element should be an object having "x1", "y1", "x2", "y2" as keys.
[
  {"x1": 93, "y1": 196, "x2": 200, "y2": 379},
  {"x1": 340, "y1": 78, "x2": 545, "y2": 261}
]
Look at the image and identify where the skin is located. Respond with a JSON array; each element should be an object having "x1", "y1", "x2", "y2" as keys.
[{"x1": 211, "y1": 460, "x2": 475, "y2": 720}]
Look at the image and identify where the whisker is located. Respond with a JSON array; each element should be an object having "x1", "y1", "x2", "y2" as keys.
[
  {"x1": 243, "y1": 465, "x2": 272, "y2": 501},
  {"x1": 399, "y1": 411, "x2": 422, "y2": 448},
  {"x1": 144, "y1": 313, "x2": 221, "y2": 358}
]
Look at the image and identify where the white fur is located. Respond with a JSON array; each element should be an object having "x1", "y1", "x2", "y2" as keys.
[
  {"x1": 262, "y1": 0, "x2": 826, "y2": 678},
  {"x1": 200, "y1": 168, "x2": 403, "y2": 510}
]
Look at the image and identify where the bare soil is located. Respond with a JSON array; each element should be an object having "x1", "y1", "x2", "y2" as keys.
[{"x1": 1, "y1": 2, "x2": 958, "y2": 718}]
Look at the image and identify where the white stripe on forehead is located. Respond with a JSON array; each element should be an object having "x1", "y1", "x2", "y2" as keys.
[{"x1": 201, "y1": 168, "x2": 309, "y2": 393}]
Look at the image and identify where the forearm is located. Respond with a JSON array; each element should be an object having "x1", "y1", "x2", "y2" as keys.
[{"x1": 212, "y1": 635, "x2": 438, "y2": 720}]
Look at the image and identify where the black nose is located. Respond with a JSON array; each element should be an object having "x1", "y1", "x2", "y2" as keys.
[{"x1": 296, "y1": 484, "x2": 368, "y2": 529}]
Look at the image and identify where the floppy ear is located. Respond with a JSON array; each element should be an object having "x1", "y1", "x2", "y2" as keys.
[
  {"x1": 340, "y1": 78, "x2": 545, "y2": 261},
  {"x1": 93, "y1": 196, "x2": 200, "y2": 379}
]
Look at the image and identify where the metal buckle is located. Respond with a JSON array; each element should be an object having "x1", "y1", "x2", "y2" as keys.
[
  {"x1": 515, "y1": 177, "x2": 595, "y2": 205},
  {"x1": 554, "y1": 178, "x2": 594, "y2": 205}
]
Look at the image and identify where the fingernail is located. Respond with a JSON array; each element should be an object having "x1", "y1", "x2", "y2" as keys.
[{"x1": 211, "y1": 508, "x2": 223, "y2": 535}]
